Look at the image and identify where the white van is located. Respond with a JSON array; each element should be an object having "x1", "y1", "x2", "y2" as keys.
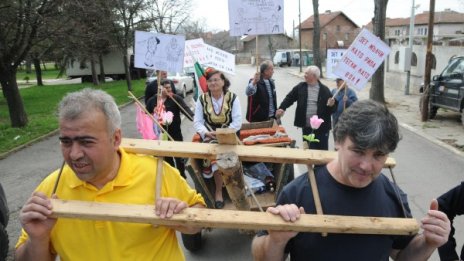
[{"x1": 273, "y1": 49, "x2": 312, "y2": 67}]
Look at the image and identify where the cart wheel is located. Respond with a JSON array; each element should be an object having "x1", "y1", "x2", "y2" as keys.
[
  {"x1": 0, "y1": 223, "x2": 8, "y2": 261},
  {"x1": 181, "y1": 231, "x2": 202, "y2": 252}
]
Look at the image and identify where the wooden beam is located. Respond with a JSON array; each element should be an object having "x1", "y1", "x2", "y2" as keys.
[
  {"x1": 215, "y1": 128, "x2": 241, "y2": 145},
  {"x1": 121, "y1": 139, "x2": 396, "y2": 168},
  {"x1": 50, "y1": 199, "x2": 419, "y2": 236}
]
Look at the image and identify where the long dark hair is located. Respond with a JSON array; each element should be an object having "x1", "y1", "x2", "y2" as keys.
[{"x1": 205, "y1": 68, "x2": 231, "y2": 93}]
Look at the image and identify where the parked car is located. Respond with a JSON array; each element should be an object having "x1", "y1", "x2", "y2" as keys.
[
  {"x1": 146, "y1": 71, "x2": 195, "y2": 98},
  {"x1": 420, "y1": 55, "x2": 464, "y2": 125},
  {"x1": 0, "y1": 183, "x2": 9, "y2": 260}
]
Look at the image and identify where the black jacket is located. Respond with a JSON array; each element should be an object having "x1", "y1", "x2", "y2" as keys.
[
  {"x1": 144, "y1": 79, "x2": 176, "y2": 104},
  {"x1": 278, "y1": 81, "x2": 336, "y2": 133},
  {"x1": 246, "y1": 78, "x2": 277, "y2": 122}
]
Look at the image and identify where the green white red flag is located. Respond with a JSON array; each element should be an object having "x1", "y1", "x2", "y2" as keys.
[{"x1": 193, "y1": 62, "x2": 208, "y2": 101}]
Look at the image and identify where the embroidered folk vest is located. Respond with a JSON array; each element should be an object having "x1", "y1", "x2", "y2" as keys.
[{"x1": 199, "y1": 91, "x2": 237, "y2": 130}]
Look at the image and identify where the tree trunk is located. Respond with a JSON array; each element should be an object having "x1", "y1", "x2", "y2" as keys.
[
  {"x1": 98, "y1": 54, "x2": 106, "y2": 83},
  {"x1": 370, "y1": 0, "x2": 389, "y2": 103},
  {"x1": 33, "y1": 58, "x2": 43, "y2": 86},
  {"x1": 123, "y1": 54, "x2": 132, "y2": 91},
  {"x1": 312, "y1": 0, "x2": 323, "y2": 78},
  {"x1": 0, "y1": 67, "x2": 28, "y2": 127},
  {"x1": 90, "y1": 57, "x2": 100, "y2": 86},
  {"x1": 25, "y1": 59, "x2": 32, "y2": 74}
]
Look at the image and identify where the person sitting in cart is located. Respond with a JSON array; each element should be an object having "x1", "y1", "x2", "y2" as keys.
[
  {"x1": 252, "y1": 100, "x2": 451, "y2": 261},
  {"x1": 193, "y1": 68, "x2": 242, "y2": 209},
  {"x1": 16, "y1": 88, "x2": 205, "y2": 261},
  {"x1": 146, "y1": 79, "x2": 194, "y2": 179}
]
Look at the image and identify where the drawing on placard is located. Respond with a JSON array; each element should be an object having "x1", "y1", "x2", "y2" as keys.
[{"x1": 143, "y1": 36, "x2": 160, "y2": 67}]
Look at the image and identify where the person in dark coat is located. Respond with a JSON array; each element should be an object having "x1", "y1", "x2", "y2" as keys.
[
  {"x1": 275, "y1": 65, "x2": 336, "y2": 150},
  {"x1": 144, "y1": 70, "x2": 176, "y2": 104},
  {"x1": 245, "y1": 60, "x2": 277, "y2": 122},
  {"x1": 437, "y1": 182, "x2": 464, "y2": 261},
  {"x1": 146, "y1": 79, "x2": 193, "y2": 178}
]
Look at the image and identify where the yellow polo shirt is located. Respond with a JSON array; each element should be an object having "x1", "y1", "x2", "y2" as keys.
[{"x1": 16, "y1": 148, "x2": 205, "y2": 261}]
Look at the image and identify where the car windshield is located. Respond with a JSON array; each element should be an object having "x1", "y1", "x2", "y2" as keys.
[{"x1": 442, "y1": 57, "x2": 464, "y2": 78}]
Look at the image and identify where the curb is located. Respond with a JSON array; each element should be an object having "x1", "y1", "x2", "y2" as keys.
[
  {"x1": 400, "y1": 123, "x2": 464, "y2": 158},
  {"x1": 0, "y1": 99, "x2": 138, "y2": 160}
]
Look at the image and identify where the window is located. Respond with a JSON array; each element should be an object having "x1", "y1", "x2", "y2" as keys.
[
  {"x1": 345, "y1": 33, "x2": 349, "y2": 40},
  {"x1": 336, "y1": 25, "x2": 340, "y2": 32},
  {"x1": 394, "y1": 51, "x2": 399, "y2": 64},
  {"x1": 323, "y1": 33, "x2": 327, "y2": 40},
  {"x1": 411, "y1": 52, "x2": 417, "y2": 66}
]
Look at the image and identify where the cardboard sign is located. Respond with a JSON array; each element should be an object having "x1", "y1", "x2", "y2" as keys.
[
  {"x1": 228, "y1": 0, "x2": 284, "y2": 36},
  {"x1": 184, "y1": 38, "x2": 210, "y2": 68},
  {"x1": 326, "y1": 49, "x2": 347, "y2": 79},
  {"x1": 333, "y1": 29, "x2": 391, "y2": 91},
  {"x1": 204, "y1": 44, "x2": 236, "y2": 75},
  {"x1": 134, "y1": 31, "x2": 185, "y2": 72}
]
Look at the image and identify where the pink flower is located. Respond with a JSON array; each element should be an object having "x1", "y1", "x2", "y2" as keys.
[
  {"x1": 161, "y1": 111, "x2": 174, "y2": 125},
  {"x1": 309, "y1": 115, "x2": 324, "y2": 130}
]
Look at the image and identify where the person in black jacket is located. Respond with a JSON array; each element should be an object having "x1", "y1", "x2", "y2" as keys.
[
  {"x1": 275, "y1": 65, "x2": 336, "y2": 150},
  {"x1": 438, "y1": 182, "x2": 464, "y2": 261},
  {"x1": 245, "y1": 60, "x2": 277, "y2": 122},
  {"x1": 144, "y1": 70, "x2": 176, "y2": 104},
  {"x1": 146, "y1": 79, "x2": 193, "y2": 178}
]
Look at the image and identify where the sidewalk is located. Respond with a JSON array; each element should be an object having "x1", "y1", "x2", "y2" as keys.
[{"x1": 288, "y1": 67, "x2": 464, "y2": 157}]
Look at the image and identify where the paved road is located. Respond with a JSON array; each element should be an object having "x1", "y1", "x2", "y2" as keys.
[{"x1": 2, "y1": 65, "x2": 463, "y2": 260}]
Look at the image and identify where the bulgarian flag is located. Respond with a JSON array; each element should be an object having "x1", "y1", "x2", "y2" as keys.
[{"x1": 193, "y1": 61, "x2": 208, "y2": 101}]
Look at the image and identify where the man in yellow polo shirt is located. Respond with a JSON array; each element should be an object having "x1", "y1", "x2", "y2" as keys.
[{"x1": 15, "y1": 88, "x2": 205, "y2": 261}]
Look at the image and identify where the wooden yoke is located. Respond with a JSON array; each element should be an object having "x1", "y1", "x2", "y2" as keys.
[
  {"x1": 51, "y1": 199, "x2": 419, "y2": 236},
  {"x1": 215, "y1": 129, "x2": 250, "y2": 210},
  {"x1": 120, "y1": 139, "x2": 396, "y2": 168}
]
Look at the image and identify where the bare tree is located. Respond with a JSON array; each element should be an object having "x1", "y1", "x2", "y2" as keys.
[
  {"x1": 0, "y1": 0, "x2": 63, "y2": 127},
  {"x1": 312, "y1": 0, "x2": 323, "y2": 77},
  {"x1": 147, "y1": 0, "x2": 193, "y2": 34},
  {"x1": 370, "y1": 0, "x2": 389, "y2": 103}
]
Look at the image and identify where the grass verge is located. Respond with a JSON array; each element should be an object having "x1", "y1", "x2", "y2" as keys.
[{"x1": 0, "y1": 79, "x2": 145, "y2": 155}]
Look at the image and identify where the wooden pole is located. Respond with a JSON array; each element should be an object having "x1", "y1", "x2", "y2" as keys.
[
  {"x1": 307, "y1": 164, "x2": 327, "y2": 237},
  {"x1": 155, "y1": 157, "x2": 164, "y2": 200},
  {"x1": 255, "y1": 35, "x2": 259, "y2": 71},
  {"x1": 50, "y1": 199, "x2": 420, "y2": 236}
]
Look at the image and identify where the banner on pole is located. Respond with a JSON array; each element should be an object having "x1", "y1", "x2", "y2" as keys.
[
  {"x1": 332, "y1": 29, "x2": 391, "y2": 91},
  {"x1": 184, "y1": 38, "x2": 209, "y2": 68},
  {"x1": 134, "y1": 31, "x2": 185, "y2": 72},
  {"x1": 228, "y1": 0, "x2": 284, "y2": 36}
]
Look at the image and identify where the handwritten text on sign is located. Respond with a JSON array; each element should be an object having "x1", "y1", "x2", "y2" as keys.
[{"x1": 333, "y1": 28, "x2": 391, "y2": 91}]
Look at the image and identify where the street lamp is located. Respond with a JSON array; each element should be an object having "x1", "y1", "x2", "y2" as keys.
[{"x1": 405, "y1": 0, "x2": 420, "y2": 95}]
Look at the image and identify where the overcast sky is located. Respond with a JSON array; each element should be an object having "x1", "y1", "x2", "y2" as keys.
[{"x1": 193, "y1": 0, "x2": 464, "y2": 33}]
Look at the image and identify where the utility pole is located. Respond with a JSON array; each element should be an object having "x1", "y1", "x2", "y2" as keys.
[
  {"x1": 420, "y1": 0, "x2": 435, "y2": 121},
  {"x1": 405, "y1": 0, "x2": 416, "y2": 95},
  {"x1": 299, "y1": 0, "x2": 302, "y2": 73}
]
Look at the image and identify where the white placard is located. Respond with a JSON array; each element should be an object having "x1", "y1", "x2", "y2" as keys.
[
  {"x1": 184, "y1": 38, "x2": 210, "y2": 68},
  {"x1": 333, "y1": 29, "x2": 391, "y2": 91},
  {"x1": 326, "y1": 49, "x2": 347, "y2": 79},
  {"x1": 204, "y1": 44, "x2": 236, "y2": 75},
  {"x1": 134, "y1": 31, "x2": 185, "y2": 72},
  {"x1": 228, "y1": 0, "x2": 284, "y2": 36}
]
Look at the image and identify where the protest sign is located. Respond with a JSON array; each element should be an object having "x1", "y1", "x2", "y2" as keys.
[
  {"x1": 332, "y1": 28, "x2": 391, "y2": 91},
  {"x1": 228, "y1": 0, "x2": 284, "y2": 36},
  {"x1": 184, "y1": 38, "x2": 209, "y2": 68},
  {"x1": 134, "y1": 31, "x2": 185, "y2": 72},
  {"x1": 326, "y1": 49, "x2": 347, "y2": 79},
  {"x1": 204, "y1": 44, "x2": 236, "y2": 75}
]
